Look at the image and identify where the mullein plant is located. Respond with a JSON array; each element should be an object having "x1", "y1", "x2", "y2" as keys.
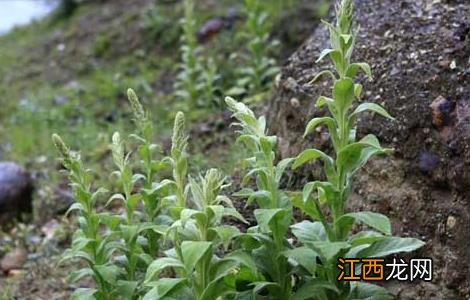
[
  {"x1": 225, "y1": 98, "x2": 295, "y2": 299},
  {"x1": 144, "y1": 117, "x2": 256, "y2": 299},
  {"x1": 175, "y1": 0, "x2": 221, "y2": 110},
  {"x1": 289, "y1": 0, "x2": 424, "y2": 298},
  {"x1": 108, "y1": 90, "x2": 178, "y2": 297},
  {"x1": 127, "y1": 89, "x2": 172, "y2": 258},
  {"x1": 108, "y1": 131, "x2": 151, "y2": 296},
  {"x1": 228, "y1": 0, "x2": 280, "y2": 100},
  {"x1": 52, "y1": 134, "x2": 120, "y2": 299},
  {"x1": 174, "y1": 0, "x2": 203, "y2": 109}
]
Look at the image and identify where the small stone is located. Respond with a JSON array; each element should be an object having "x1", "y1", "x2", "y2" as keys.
[
  {"x1": 41, "y1": 219, "x2": 61, "y2": 240},
  {"x1": 56, "y1": 43, "x2": 65, "y2": 52},
  {"x1": 0, "y1": 162, "x2": 34, "y2": 225},
  {"x1": 290, "y1": 98, "x2": 300, "y2": 108},
  {"x1": 0, "y1": 247, "x2": 27, "y2": 272},
  {"x1": 438, "y1": 60, "x2": 450, "y2": 69},
  {"x1": 449, "y1": 60, "x2": 457, "y2": 69},
  {"x1": 429, "y1": 96, "x2": 456, "y2": 127},
  {"x1": 446, "y1": 215, "x2": 456, "y2": 229},
  {"x1": 7, "y1": 269, "x2": 26, "y2": 277},
  {"x1": 283, "y1": 77, "x2": 298, "y2": 92}
]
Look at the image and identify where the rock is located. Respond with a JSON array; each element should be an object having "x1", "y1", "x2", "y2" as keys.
[
  {"x1": 40, "y1": 219, "x2": 61, "y2": 241},
  {"x1": 430, "y1": 96, "x2": 456, "y2": 127},
  {"x1": 446, "y1": 215, "x2": 457, "y2": 230},
  {"x1": 1, "y1": 247, "x2": 27, "y2": 273},
  {"x1": 0, "y1": 162, "x2": 33, "y2": 224},
  {"x1": 197, "y1": 18, "x2": 230, "y2": 43}
]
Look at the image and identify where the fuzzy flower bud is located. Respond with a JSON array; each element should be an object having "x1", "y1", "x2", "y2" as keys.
[
  {"x1": 171, "y1": 111, "x2": 188, "y2": 154},
  {"x1": 52, "y1": 134, "x2": 70, "y2": 159},
  {"x1": 127, "y1": 88, "x2": 145, "y2": 121}
]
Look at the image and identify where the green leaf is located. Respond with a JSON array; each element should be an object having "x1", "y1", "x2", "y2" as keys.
[
  {"x1": 117, "y1": 280, "x2": 139, "y2": 299},
  {"x1": 65, "y1": 203, "x2": 85, "y2": 216},
  {"x1": 210, "y1": 225, "x2": 241, "y2": 250},
  {"x1": 275, "y1": 158, "x2": 293, "y2": 183},
  {"x1": 350, "y1": 102, "x2": 394, "y2": 120},
  {"x1": 207, "y1": 205, "x2": 225, "y2": 223},
  {"x1": 315, "y1": 96, "x2": 334, "y2": 108},
  {"x1": 346, "y1": 62, "x2": 372, "y2": 79},
  {"x1": 354, "y1": 83, "x2": 363, "y2": 98},
  {"x1": 224, "y1": 207, "x2": 249, "y2": 224},
  {"x1": 283, "y1": 247, "x2": 318, "y2": 274},
  {"x1": 181, "y1": 241, "x2": 212, "y2": 272},
  {"x1": 349, "y1": 282, "x2": 393, "y2": 300},
  {"x1": 221, "y1": 250, "x2": 257, "y2": 273},
  {"x1": 106, "y1": 193, "x2": 126, "y2": 207},
  {"x1": 251, "y1": 282, "x2": 281, "y2": 297},
  {"x1": 180, "y1": 208, "x2": 206, "y2": 227},
  {"x1": 349, "y1": 231, "x2": 387, "y2": 247},
  {"x1": 336, "y1": 135, "x2": 387, "y2": 174},
  {"x1": 94, "y1": 264, "x2": 117, "y2": 285},
  {"x1": 341, "y1": 34, "x2": 352, "y2": 44},
  {"x1": 69, "y1": 268, "x2": 94, "y2": 283},
  {"x1": 291, "y1": 221, "x2": 327, "y2": 244},
  {"x1": 356, "y1": 237, "x2": 424, "y2": 258},
  {"x1": 312, "y1": 241, "x2": 350, "y2": 260},
  {"x1": 294, "y1": 278, "x2": 339, "y2": 300},
  {"x1": 254, "y1": 208, "x2": 286, "y2": 233},
  {"x1": 70, "y1": 288, "x2": 97, "y2": 300},
  {"x1": 303, "y1": 117, "x2": 337, "y2": 138},
  {"x1": 333, "y1": 78, "x2": 355, "y2": 113},
  {"x1": 316, "y1": 48, "x2": 337, "y2": 62},
  {"x1": 292, "y1": 149, "x2": 333, "y2": 169},
  {"x1": 145, "y1": 257, "x2": 184, "y2": 283},
  {"x1": 144, "y1": 278, "x2": 187, "y2": 300},
  {"x1": 340, "y1": 211, "x2": 392, "y2": 235},
  {"x1": 289, "y1": 192, "x2": 321, "y2": 221},
  {"x1": 309, "y1": 70, "x2": 337, "y2": 84}
]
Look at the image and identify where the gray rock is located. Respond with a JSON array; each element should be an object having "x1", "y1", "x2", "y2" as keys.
[{"x1": 0, "y1": 162, "x2": 33, "y2": 224}]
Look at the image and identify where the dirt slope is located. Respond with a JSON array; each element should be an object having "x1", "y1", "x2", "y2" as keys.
[{"x1": 268, "y1": 0, "x2": 469, "y2": 298}]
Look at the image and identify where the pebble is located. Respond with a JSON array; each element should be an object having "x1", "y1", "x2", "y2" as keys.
[
  {"x1": 0, "y1": 247, "x2": 27, "y2": 273},
  {"x1": 446, "y1": 215, "x2": 456, "y2": 229}
]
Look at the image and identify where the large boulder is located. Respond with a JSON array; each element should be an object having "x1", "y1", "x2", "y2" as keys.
[
  {"x1": 268, "y1": 0, "x2": 469, "y2": 298},
  {"x1": 0, "y1": 162, "x2": 33, "y2": 224}
]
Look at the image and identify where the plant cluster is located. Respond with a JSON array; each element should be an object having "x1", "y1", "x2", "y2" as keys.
[
  {"x1": 54, "y1": 1, "x2": 425, "y2": 299},
  {"x1": 53, "y1": 88, "x2": 254, "y2": 299},
  {"x1": 175, "y1": 0, "x2": 282, "y2": 109},
  {"x1": 174, "y1": 0, "x2": 220, "y2": 111},
  {"x1": 227, "y1": 0, "x2": 280, "y2": 100}
]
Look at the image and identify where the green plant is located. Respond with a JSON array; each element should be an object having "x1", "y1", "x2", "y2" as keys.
[
  {"x1": 52, "y1": 134, "x2": 120, "y2": 299},
  {"x1": 174, "y1": 0, "x2": 203, "y2": 109},
  {"x1": 165, "y1": 111, "x2": 190, "y2": 218},
  {"x1": 228, "y1": 0, "x2": 280, "y2": 99},
  {"x1": 127, "y1": 89, "x2": 170, "y2": 258},
  {"x1": 225, "y1": 97, "x2": 294, "y2": 299},
  {"x1": 144, "y1": 168, "x2": 254, "y2": 299},
  {"x1": 143, "y1": 4, "x2": 181, "y2": 48},
  {"x1": 52, "y1": 90, "x2": 170, "y2": 299},
  {"x1": 141, "y1": 113, "x2": 255, "y2": 299},
  {"x1": 174, "y1": 0, "x2": 221, "y2": 110},
  {"x1": 198, "y1": 58, "x2": 220, "y2": 108},
  {"x1": 287, "y1": 0, "x2": 424, "y2": 298}
]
